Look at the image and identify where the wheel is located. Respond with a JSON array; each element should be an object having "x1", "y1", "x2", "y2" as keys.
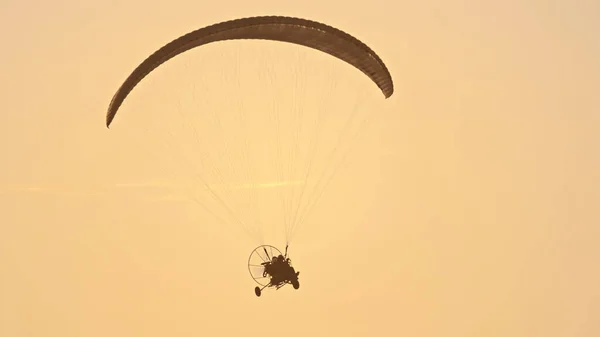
[
  {"x1": 292, "y1": 280, "x2": 300, "y2": 289},
  {"x1": 247, "y1": 245, "x2": 283, "y2": 286},
  {"x1": 255, "y1": 286, "x2": 262, "y2": 297}
]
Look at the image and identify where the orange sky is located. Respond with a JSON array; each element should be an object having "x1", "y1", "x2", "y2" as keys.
[{"x1": 1, "y1": 0, "x2": 599, "y2": 336}]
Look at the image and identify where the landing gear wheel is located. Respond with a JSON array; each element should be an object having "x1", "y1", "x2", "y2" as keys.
[
  {"x1": 247, "y1": 245, "x2": 283, "y2": 286},
  {"x1": 255, "y1": 286, "x2": 261, "y2": 297},
  {"x1": 292, "y1": 280, "x2": 300, "y2": 289}
]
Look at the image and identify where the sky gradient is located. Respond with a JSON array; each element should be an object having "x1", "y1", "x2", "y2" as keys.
[{"x1": 1, "y1": 0, "x2": 599, "y2": 336}]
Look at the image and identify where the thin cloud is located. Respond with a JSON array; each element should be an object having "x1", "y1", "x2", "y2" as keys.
[
  {"x1": 0, "y1": 179, "x2": 305, "y2": 199},
  {"x1": 227, "y1": 180, "x2": 305, "y2": 190}
]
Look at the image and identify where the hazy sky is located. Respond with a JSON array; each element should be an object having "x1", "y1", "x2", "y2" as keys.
[{"x1": 1, "y1": 0, "x2": 599, "y2": 336}]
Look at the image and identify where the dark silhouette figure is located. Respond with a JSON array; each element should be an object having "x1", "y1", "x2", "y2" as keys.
[{"x1": 254, "y1": 246, "x2": 300, "y2": 297}]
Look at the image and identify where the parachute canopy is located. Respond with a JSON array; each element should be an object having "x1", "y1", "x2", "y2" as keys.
[
  {"x1": 106, "y1": 15, "x2": 394, "y2": 127},
  {"x1": 105, "y1": 16, "x2": 395, "y2": 245}
]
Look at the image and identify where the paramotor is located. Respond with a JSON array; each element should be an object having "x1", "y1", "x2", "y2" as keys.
[{"x1": 105, "y1": 15, "x2": 394, "y2": 293}]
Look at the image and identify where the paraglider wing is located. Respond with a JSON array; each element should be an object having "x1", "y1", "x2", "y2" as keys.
[{"x1": 106, "y1": 15, "x2": 394, "y2": 127}]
